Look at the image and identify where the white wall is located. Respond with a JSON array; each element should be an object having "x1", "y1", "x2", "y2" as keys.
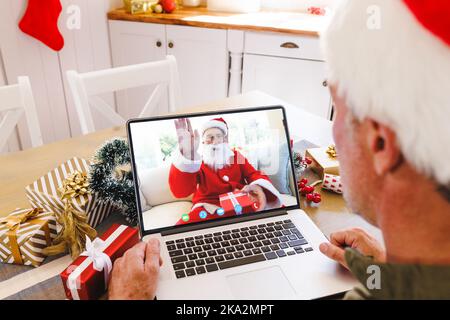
[{"x1": 0, "y1": 0, "x2": 122, "y2": 154}]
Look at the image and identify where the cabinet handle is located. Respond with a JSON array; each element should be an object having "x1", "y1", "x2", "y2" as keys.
[
  {"x1": 280, "y1": 42, "x2": 299, "y2": 49},
  {"x1": 156, "y1": 40, "x2": 162, "y2": 47},
  {"x1": 168, "y1": 42, "x2": 174, "y2": 49},
  {"x1": 323, "y1": 80, "x2": 328, "y2": 87}
]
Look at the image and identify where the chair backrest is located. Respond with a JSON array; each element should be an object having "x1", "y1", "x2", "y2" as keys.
[
  {"x1": 0, "y1": 76, "x2": 43, "y2": 151},
  {"x1": 66, "y1": 55, "x2": 182, "y2": 135}
]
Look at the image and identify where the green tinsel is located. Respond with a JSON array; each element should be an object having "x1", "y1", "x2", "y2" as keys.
[{"x1": 88, "y1": 138, "x2": 138, "y2": 225}]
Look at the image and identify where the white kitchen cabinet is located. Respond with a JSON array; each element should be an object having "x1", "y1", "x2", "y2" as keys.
[
  {"x1": 109, "y1": 21, "x2": 229, "y2": 117},
  {"x1": 242, "y1": 54, "x2": 330, "y2": 118},
  {"x1": 166, "y1": 25, "x2": 228, "y2": 108},
  {"x1": 242, "y1": 32, "x2": 331, "y2": 119},
  {"x1": 109, "y1": 20, "x2": 167, "y2": 119}
]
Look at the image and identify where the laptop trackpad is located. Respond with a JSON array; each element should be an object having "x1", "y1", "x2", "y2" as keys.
[{"x1": 226, "y1": 266, "x2": 296, "y2": 299}]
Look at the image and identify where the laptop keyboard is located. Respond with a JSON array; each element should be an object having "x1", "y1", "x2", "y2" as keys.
[{"x1": 165, "y1": 219, "x2": 314, "y2": 279}]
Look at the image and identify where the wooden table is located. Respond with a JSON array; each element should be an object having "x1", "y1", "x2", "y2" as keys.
[{"x1": 0, "y1": 91, "x2": 381, "y2": 241}]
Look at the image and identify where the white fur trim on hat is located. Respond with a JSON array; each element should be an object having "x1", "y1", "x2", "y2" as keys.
[
  {"x1": 321, "y1": 0, "x2": 450, "y2": 186},
  {"x1": 202, "y1": 120, "x2": 228, "y2": 136}
]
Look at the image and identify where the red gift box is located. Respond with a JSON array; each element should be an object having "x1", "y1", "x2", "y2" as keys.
[
  {"x1": 219, "y1": 191, "x2": 257, "y2": 215},
  {"x1": 60, "y1": 224, "x2": 139, "y2": 300}
]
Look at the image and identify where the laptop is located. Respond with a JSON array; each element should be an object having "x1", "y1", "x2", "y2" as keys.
[{"x1": 127, "y1": 106, "x2": 357, "y2": 300}]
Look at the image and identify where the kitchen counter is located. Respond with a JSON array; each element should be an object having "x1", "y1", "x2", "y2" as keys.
[{"x1": 107, "y1": 6, "x2": 329, "y2": 36}]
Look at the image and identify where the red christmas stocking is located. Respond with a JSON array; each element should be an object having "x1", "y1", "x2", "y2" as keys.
[{"x1": 19, "y1": 0, "x2": 64, "y2": 51}]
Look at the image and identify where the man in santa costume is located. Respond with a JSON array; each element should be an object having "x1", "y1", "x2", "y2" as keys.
[
  {"x1": 109, "y1": 0, "x2": 450, "y2": 300},
  {"x1": 168, "y1": 117, "x2": 282, "y2": 225}
]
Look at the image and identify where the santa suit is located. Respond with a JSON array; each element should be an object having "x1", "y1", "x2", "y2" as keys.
[{"x1": 169, "y1": 149, "x2": 282, "y2": 225}]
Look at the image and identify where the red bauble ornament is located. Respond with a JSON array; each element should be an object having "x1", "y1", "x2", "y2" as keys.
[
  {"x1": 306, "y1": 193, "x2": 315, "y2": 201},
  {"x1": 159, "y1": 0, "x2": 176, "y2": 13},
  {"x1": 312, "y1": 193, "x2": 322, "y2": 203}
]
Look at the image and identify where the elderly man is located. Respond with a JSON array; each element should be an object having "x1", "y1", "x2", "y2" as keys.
[{"x1": 108, "y1": 0, "x2": 450, "y2": 300}]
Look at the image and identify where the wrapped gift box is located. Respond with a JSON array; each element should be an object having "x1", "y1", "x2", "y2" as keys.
[
  {"x1": 322, "y1": 173, "x2": 343, "y2": 194},
  {"x1": 219, "y1": 191, "x2": 256, "y2": 215},
  {"x1": 60, "y1": 224, "x2": 139, "y2": 300},
  {"x1": 0, "y1": 208, "x2": 57, "y2": 267},
  {"x1": 25, "y1": 157, "x2": 115, "y2": 228},
  {"x1": 305, "y1": 147, "x2": 339, "y2": 179}
]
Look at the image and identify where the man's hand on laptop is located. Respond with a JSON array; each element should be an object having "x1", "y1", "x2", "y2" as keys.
[
  {"x1": 108, "y1": 239, "x2": 162, "y2": 300},
  {"x1": 319, "y1": 228, "x2": 386, "y2": 269}
]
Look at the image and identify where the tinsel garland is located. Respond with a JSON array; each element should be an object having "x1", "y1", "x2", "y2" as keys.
[{"x1": 88, "y1": 138, "x2": 138, "y2": 225}]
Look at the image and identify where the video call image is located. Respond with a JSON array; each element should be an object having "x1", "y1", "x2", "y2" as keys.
[{"x1": 129, "y1": 109, "x2": 298, "y2": 231}]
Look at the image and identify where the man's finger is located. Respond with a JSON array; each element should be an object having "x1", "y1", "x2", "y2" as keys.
[
  {"x1": 329, "y1": 231, "x2": 348, "y2": 247},
  {"x1": 124, "y1": 242, "x2": 147, "y2": 267},
  {"x1": 319, "y1": 242, "x2": 347, "y2": 267},
  {"x1": 329, "y1": 230, "x2": 358, "y2": 248},
  {"x1": 113, "y1": 257, "x2": 123, "y2": 272},
  {"x1": 194, "y1": 129, "x2": 199, "y2": 143},
  {"x1": 186, "y1": 118, "x2": 193, "y2": 135},
  {"x1": 179, "y1": 118, "x2": 186, "y2": 132},
  {"x1": 145, "y1": 238, "x2": 161, "y2": 275},
  {"x1": 242, "y1": 184, "x2": 258, "y2": 193}
]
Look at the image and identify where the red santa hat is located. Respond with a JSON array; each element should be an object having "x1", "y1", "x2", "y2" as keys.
[
  {"x1": 201, "y1": 118, "x2": 228, "y2": 136},
  {"x1": 403, "y1": 0, "x2": 450, "y2": 47},
  {"x1": 321, "y1": 0, "x2": 450, "y2": 187}
]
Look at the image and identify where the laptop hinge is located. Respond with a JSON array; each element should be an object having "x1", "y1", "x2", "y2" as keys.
[{"x1": 161, "y1": 210, "x2": 289, "y2": 237}]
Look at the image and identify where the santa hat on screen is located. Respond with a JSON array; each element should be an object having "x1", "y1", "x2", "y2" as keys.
[
  {"x1": 201, "y1": 118, "x2": 228, "y2": 136},
  {"x1": 321, "y1": 0, "x2": 450, "y2": 187}
]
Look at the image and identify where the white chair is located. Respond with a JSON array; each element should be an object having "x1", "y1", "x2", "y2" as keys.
[
  {"x1": 0, "y1": 76, "x2": 43, "y2": 151},
  {"x1": 67, "y1": 55, "x2": 182, "y2": 135}
]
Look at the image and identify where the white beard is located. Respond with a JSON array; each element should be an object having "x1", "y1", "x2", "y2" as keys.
[{"x1": 202, "y1": 143, "x2": 234, "y2": 171}]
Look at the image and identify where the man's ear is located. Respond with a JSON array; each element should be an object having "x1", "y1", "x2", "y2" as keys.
[{"x1": 365, "y1": 119, "x2": 403, "y2": 176}]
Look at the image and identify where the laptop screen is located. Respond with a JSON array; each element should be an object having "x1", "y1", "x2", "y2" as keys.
[{"x1": 128, "y1": 106, "x2": 300, "y2": 234}]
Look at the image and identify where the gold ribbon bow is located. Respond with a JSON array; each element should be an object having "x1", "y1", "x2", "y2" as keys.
[
  {"x1": 43, "y1": 171, "x2": 97, "y2": 259},
  {"x1": 0, "y1": 208, "x2": 51, "y2": 264},
  {"x1": 326, "y1": 145, "x2": 338, "y2": 159},
  {"x1": 59, "y1": 171, "x2": 90, "y2": 200}
]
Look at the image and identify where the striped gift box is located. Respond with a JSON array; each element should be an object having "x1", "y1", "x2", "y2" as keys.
[
  {"x1": 25, "y1": 157, "x2": 115, "y2": 228},
  {"x1": 0, "y1": 208, "x2": 57, "y2": 267}
]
